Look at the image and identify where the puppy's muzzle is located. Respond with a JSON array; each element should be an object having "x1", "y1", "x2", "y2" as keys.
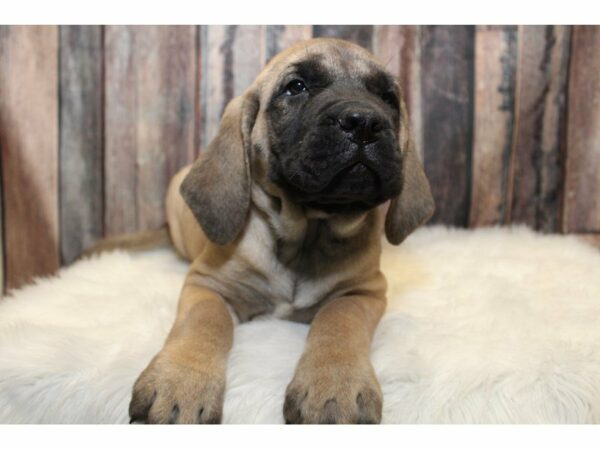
[
  {"x1": 336, "y1": 107, "x2": 386, "y2": 145},
  {"x1": 317, "y1": 102, "x2": 398, "y2": 190},
  {"x1": 286, "y1": 102, "x2": 402, "y2": 213}
]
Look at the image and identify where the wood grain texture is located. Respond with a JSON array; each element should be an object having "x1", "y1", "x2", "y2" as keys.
[
  {"x1": 104, "y1": 26, "x2": 197, "y2": 235},
  {"x1": 0, "y1": 134, "x2": 3, "y2": 294},
  {"x1": 3, "y1": 24, "x2": 600, "y2": 286},
  {"x1": 200, "y1": 25, "x2": 266, "y2": 148},
  {"x1": 199, "y1": 25, "x2": 225, "y2": 150},
  {"x1": 0, "y1": 26, "x2": 59, "y2": 290},
  {"x1": 373, "y1": 25, "x2": 423, "y2": 159},
  {"x1": 59, "y1": 26, "x2": 103, "y2": 264},
  {"x1": 266, "y1": 25, "x2": 312, "y2": 61},
  {"x1": 421, "y1": 26, "x2": 475, "y2": 226},
  {"x1": 231, "y1": 26, "x2": 266, "y2": 100},
  {"x1": 313, "y1": 25, "x2": 373, "y2": 50},
  {"x1": 510, "y1": 26, "x2": 570, "y2": 232},
  {"x1": 470, "y1": 25, "x2": 518, "y2": 227},
  {"x1": 564, "y1": 26, "x2": 600, "y2": 233}
]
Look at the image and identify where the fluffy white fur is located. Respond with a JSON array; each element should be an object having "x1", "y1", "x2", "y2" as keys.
[{"x1": 1, "y1": 226, "x2": 599, "y2": 424}]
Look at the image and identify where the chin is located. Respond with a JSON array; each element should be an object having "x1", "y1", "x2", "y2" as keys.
[
  {"x1": 301, "y1": 200, "x2": 379, "y2": 215},
  {"x1": 291, "y1": 183, "x2": 396, "y2": 216}
]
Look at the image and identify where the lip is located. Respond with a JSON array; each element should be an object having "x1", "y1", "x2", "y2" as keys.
[
  {"x1": 296, "y1": 162, "x2": 381, "y2": 203},
  {"x1": 287, "y1": 150, "x2": 381, "y2": 193},
  {"x1": 326, "y1": 159, "x2": 378, "y2": 182},
  {"x1": 329, "y1": 161, "x2": 376, "y2": 186}
]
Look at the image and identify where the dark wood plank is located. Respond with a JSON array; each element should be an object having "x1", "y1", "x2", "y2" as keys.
[
  {"x1": 373, "y1": 25, "x2": 423, "y2": 159},
  {"x1": 469, "y1": 25, "x2": 518, "y2": 227},
  {"x1": 313, "y1": 25, "x2": 373, "y2": 50},
  {"x1": 104, "y1": 26, "x2": 197, "y2": 235},
  {"x1": 266, "y1": 25, "x2": 312, "y2": 61},
  {"x1": 563, "y1": 26, "x2": 600, "y2": 233},
  {"x1": 510, "y1": 26, "x2": 571, "y2": 232},
  {"x1": 199, "y1": 25, "x2": 266, "y2": 149},
  {"x1": 0, "y1": 26, "x2": 60, "y2": 290},
  {"x1": 421, "y1": 26, "x2": 475, "y2": 226},
  {"x1": 59, "y1": 25, "x2": 103, "y2": 264}
]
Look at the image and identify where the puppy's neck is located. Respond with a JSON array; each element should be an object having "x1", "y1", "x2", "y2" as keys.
[{"x1": 251, "y1": 182, "x2": 371, "y2": 244}]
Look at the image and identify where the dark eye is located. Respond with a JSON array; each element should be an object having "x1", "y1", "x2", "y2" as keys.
[
  {"x1": 381, "y1": 91, "x2": 399, "y2": 109},
  {"x1": 284, "y1": 79, "x2": 308, "y2": 96}
]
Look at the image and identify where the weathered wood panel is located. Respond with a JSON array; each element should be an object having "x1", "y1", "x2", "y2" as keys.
[
  {"x1": 421, "y1": 26, "x2": 475, "y2": 226},
  {"x1": 373, "y1": 25, "x2": 423, "y2": 159},
  {"x1": 199, "y1": 25, "x2": 266, "y2": 148},
  {"x1": 194, "y1": 26, "x2": 202, "y2": 158},
  {"x1": 0, "y1": 26, "x2": 59, "y2": 290},
  {"x1": 510, "y1": 26, "x2": 570, "y2": 232},
  {"x1": 469, "y1": 25, "x2": 518, "y2": 227},
  {"x1": 104, "y1": 26, "x2": 197, "y2": 235},
  {"x1": 0, "y1": 141, "x2": 3, "y2": 294},
  {"x1": 313, "y1": 25, "x2": 373, "y2": 50},
  {"x1": 199, "y1": 25, "x2": 225, "y2": 149},
  {"x1": 232, "y1": 26, "x2": 266, "y2": 101},
  {"x1": 59, "y1": 26, "x2": 103, "y2": 264},
  {"x1": 2, "y1": 24, "x2": 600, "y2": 288},
  {"x1": 564, "y1": 26, "x2": 600, "y2": 233},
  {"x1": 104, "y1": 26, "x2": 138, "y2": 235},
  {"x1": 266, "y1": 25, "x2": 312, "y2": 61}
]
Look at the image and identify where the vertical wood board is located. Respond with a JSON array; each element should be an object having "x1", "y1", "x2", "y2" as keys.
[{"x1": 0, "y1": 26, "x2": 59, "y2": 289}]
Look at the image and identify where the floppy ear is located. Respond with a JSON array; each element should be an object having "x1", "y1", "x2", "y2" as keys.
[
  {"x1": 385, "y1": 100, "x2": 435, "y2": 245},
  {"x1": 180, "y1": 93, "x2": 259, "y2": 245}
]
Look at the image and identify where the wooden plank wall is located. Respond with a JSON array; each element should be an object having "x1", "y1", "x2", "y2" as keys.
[
  {"x1": 0, "y1": 26, "x2": 60, "y2": 290},
  {"x1": 511, "y1": 26, "x2": 571, "y2": 232},
  {"x1": 60, "y1": 26, "x2": 104, "y2": 264},
  {"x1": 104, "y1": 26, "x2": 197, "y2": 236},
  {"x1": 470, "y1": 25, "x2": 518, "y2": 227},
  {"x1": 421, "y1": 26, "x2": 475, "y2": 226},
  {"x1": 564, "y1": 26, "x2": 600, "y2": 233},
  {"x1": 0, "y1": 25, "x2": 599, "y2": 292}
]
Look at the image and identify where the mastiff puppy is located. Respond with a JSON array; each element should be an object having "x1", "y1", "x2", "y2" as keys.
[{"x1": 129, "y1": 38, "x2": 434, "y2": 424}]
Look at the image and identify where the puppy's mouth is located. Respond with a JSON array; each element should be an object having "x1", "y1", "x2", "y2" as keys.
[
  {"x1": 312, "y1": 162, "x2": 380, "y2": 203},
  {"x1": 271, "y1": 136, "x2": 403, "y2": 214},
  {"x1": 286, "y1": 158, "x2": 395, "y2": 214},
  {"x1": 301, "y1": 162, "x2": 382, "y2": 213}
]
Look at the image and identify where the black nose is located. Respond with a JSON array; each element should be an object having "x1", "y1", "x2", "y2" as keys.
[{"x1": 337, "y1": 110, "x2": 385, "y2": 144}]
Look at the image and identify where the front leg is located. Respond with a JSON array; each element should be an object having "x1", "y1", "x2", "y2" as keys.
[
  {"x1": 129, "y1": 278, "x2": 234, "y2": 424},
  {"x1": 284, "y1": 292, "x2": 386, "y2": 424}
]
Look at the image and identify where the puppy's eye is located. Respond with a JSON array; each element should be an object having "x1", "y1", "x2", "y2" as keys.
[
  {"x1": 381, "y1": 92, "x2": 399, "y2": 109},
  {"x1": 284, "y1": 79, "x2": 308, "y2": 96}
]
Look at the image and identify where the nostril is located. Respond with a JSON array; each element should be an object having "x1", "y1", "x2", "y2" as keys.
[
  {"x1": 370, "y1": 120, "x2": 384, "y2": 133},
  {"x1": 338, "y1": 112, "x2": 364, "y2": 131}
]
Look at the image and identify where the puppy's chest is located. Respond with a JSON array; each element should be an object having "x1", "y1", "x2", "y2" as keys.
[
  {"x1": 256, "y1": 222, "x2": 344, "y2": 308},
  {"x1": 210, "y1": 214, "x2": 360, "y2": 322}
]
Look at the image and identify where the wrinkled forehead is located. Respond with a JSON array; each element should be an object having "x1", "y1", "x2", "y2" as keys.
[{"x1": 254, "y1": 39, "x2": 397, "y2": 100}]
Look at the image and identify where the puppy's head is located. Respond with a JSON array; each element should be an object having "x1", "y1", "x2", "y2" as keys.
[{"x1": 181, "y1": 38, "x2": 434, "y2": 246}]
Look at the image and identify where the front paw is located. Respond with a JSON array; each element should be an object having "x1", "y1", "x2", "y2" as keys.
[
  {"x1": 284, "y1": 358, "x2": 383, "y2": 424},
  {"x1": 129, "y1": 351, "x2": 225, "y2": 424}
]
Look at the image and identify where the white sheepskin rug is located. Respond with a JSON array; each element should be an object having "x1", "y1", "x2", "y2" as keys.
[{"x1": 1, "y1": 226, "x2": 600, "y2": 424}]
